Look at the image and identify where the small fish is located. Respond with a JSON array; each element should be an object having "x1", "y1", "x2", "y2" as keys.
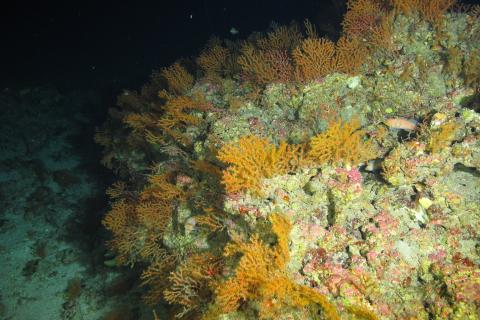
[
  {"x1": 364, "y1": 158, "x2": 382, "y2": 172},
  {"x1": 384, "y1": 117, "x2": 418, "y2": 131},
  {"x1": 230, "y1": 27, "x2": 239, "y2": 35}
]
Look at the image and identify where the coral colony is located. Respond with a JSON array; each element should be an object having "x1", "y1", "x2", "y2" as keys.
[{"x1": 96, "y1": 0, "x2": 480, "y2": 319}]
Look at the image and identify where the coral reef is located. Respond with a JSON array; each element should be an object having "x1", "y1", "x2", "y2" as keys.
[
  {"x1": 97, "y1": 1, "x2": 480, "y2": 319},
  {"x1": 217, "y1": 136, "x2": 304, "y2": 194}
]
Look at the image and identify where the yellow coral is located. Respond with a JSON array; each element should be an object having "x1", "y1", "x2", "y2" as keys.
[
  {"x1": 191, "y1": 159, "x2": 223, "y2": 178},
  {"x1": 341, "y1": 0, "x2": 392, "y2": 51},
  {"x1": 102, "y1": 199, "x2": 135, "y2": 235},
  {"x1": 141, "y1": 249, "x2": 179, "y2": 304},
  {"x1": 141, "y1": 173, "x2": 185, "y2": 201},
  {"x1": 102, "y1": 173, "x2": 186, "y2": 267},
  {"x1": 342, "y1": 0, "x2": 383, "y2": 39},
  {"x1": 213, "y1": 213, "x2": 340, "y2": 320},
  {"x1": 304, "y1": 19, "x2": 319, "y2": 39},
  {"x1": 137, "y1": 173, "x2": 185, "y2": 235},
  {"x1": 196, "y1": 207, "x2": 225, "y2": 232},
  {"x1": 105, "y1": 181, "x2": 127, "y2": 199},
  {"x1": 123, "y1": 113, "x2": 155, "y2": 132},
  {"x1": 292, "y1": 37, "x2": 337, "y2": 81},
  {"x1": 136, "y1": 201, "x2": 172, "y2": 232},
  {"x1": 217, "y1": 136, "x2": 304, "y2": 194},
  {"x1": 163, "y1": 95, "x2": 206, "y2": 125},
  {"x1": 163, "y1": 254, "x2": 222, "y2": 318},
  {"x1": 391, "y1": 0, "x2": 455, "y2": 26},
  {"x1": 197, "y1": 41, "x2": 230, "y2": 82},
  {"x1": 335, "y1": 36, "x2": 369, "y2": 74},
  {"x1": 269, "y1": 213, "x2": 292, "y2": 268},
  {"x1": 345, "y1": 304, "x2": 380, "y2": 320},
  {"x1": 256, "y1": 24, "x2": 302, "y2": 51},
  {"x1": 308, "y1": 118, "x2": 375, "y2": 166},
  {"x1": 94, "y1": 128, "x2": 112, "y2": 147},
  {"x1": 427, "y1": 122, "x2": 459, "y2": 153},
  {"x1": 102, "y1": 198, "x2": 142, "y2": 266},
  {"x1": 161, "y1": 62, "x2": 194, "y2": 95},
  {"x1": 155, "y1": 94, "x2": 210, "y2": 145},
  {"x1": 238, "y1": 44, "x2": 287, "y2": 85},
  {"x1": 464, "y1": 49, "x2": 480, "y2": 90}
]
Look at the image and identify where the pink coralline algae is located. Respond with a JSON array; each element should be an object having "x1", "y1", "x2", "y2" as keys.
[
  {"x1": 319, "y1": 263, "x2": 372, "y2": 298},
  {"x1": 439, "y1": 263, "x2": 480, "y2": 304},
  {"x1": 365, "y1": 211, "x2": 399, "y2": 236},
  {"x1": 328, "y1": 167, "x2": 363, "y2": 194},
  {"x1": 428, "y1": 249, "x2": 448, "y2": 264},
  {"x1": 299, "y1": 221, "x2": 326, "y2": 242},
  {"x1": 373, "y1": 211, "x2": 399, "y2": 232}
]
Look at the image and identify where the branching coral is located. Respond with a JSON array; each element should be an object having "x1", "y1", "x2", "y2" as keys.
[
  {"x1": 257, "y1": 24, "x2": 303, "y2": 52},
  {"x1": 335, "y1": 36, "x2": 369, "y2": 74},
  {"x1": 342, "y1": 0, "x2": 392, "y2": 50},
  {"x1": 293, "y1": 35, "x2": 369, "y2": 81},
  {"x1": 342, "y1": 0, "x2": 393, "y2": 50},
  {"x1": 217, "y1": 136, "x2": 304, "y2": 194},
  {"x1": 238, "y1": 44, "x2": 294, "y2": 85},
  {"x1": 342, "y1": 0, "x2": 383, "y2": 39},
  {"x1": 123, "y1": 112, "x2": 156, "y2": 134},
  {"x1": 464, "y1": 49, "x2": 480, "y2": 91},
  {"x1": 141, "y1": 173, "x2": 186, "y2": 202},
  {"x1": 197, "y1": 40, "x2": 231, "y2": 83},
  {"x1": 196, "y1": 207, "x2": 225, "y2": 232},
  {"x1": 218, "y1": 120, "x2": 374, "y2": 195},
  {"x1": 162, "y1": 254, "x2": 223, "y2": 318},
  {"x1": 391, "y1": 0, "x2": 456, "y2": 26},
  {"x1": 213, "y1": 213, "x2": 340, "y2": 319},
  {"x1": 292, "y1": 38, "x2": 337, "y2": 81},
  {"x1": 154, "y1": 93, "x2": 211, "y2": 146},
  {"x1": 161, "y1": 62, "x2": 194, "y2": 95},
  {"x1": 209, "y1": 213, "x2": 379, "y2": 319},
  {"x1": 308, "y1": 118, "x2": 375, "y2": 166},
  {"x1": 95, "y1": 85, "x2": 165, "y2": 173},
  {"x1": 102, "y1": 199, "x2": 139, "y2": 265},
  {"x1": 94, "y1": 128, "x2": 116, "y2": 169},
  {"x1": 236, "y1": 24, "x2": 302, "y2": 85},
  {"x1": 102, "y1": 174, "x2": 186, "y2": 266},
  {"x1": 141, "y1": 249, "x2": 180, "y2": 305},
  {"x1": 426, "y1": 122, "x2": 459, "y2": 153}
]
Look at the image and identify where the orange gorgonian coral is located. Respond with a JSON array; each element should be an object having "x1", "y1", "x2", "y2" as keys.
[
  {"x1": 336, "y1": 36, "x2": 369, "y2": 74},
  {"x1": 162, "y1": 253, "x2": 223, "y2": 318},
  {"x1": 197, "y1": 41, "x2": 231, "y2": 82},
  {"x1": 342, "y1": 0, "x2": 384, "y2": 39},
  {"x1": 217, "y1": 136, "x2": 304, "y2": 194},
  {"x1": 426, "y1": 122, "x2": 459, "y2": 153},
  {"x1": 293, "y1": 37, "x2": 337, "y2": 81},
  {"x1": 341, "y1": 0, "x2": 392, "y2": 50},
  {"x1": 102, "y1": 173, "x2": 186, "y2": 266},
  {"x1": 392, "y1": 0, "x2": 456, "y2": 26},
  {"x1": 153, "y1": 94, "x2": 211, "y2": 146},
  {"x1": 123, "y1": 112, "x2": 156, "y2": 133},
  {"x1": 212, "y1": 213, "x2": 340, "y2": 319},
  {"x1": 161, "y1": 62, "x2": 194, "y2": 95},
  {"x1": 293, "y1": 35, "x2": 371, "y2": 81},
  {"x1": 256, "y1": 24, "x2": 303, "y2": 52},
  {"x1": 308, "y1": 118, "x2": 375, "y2": 166},
  {"x1": 238, "y1": 44, "x2": 292, "y2": 85}
]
